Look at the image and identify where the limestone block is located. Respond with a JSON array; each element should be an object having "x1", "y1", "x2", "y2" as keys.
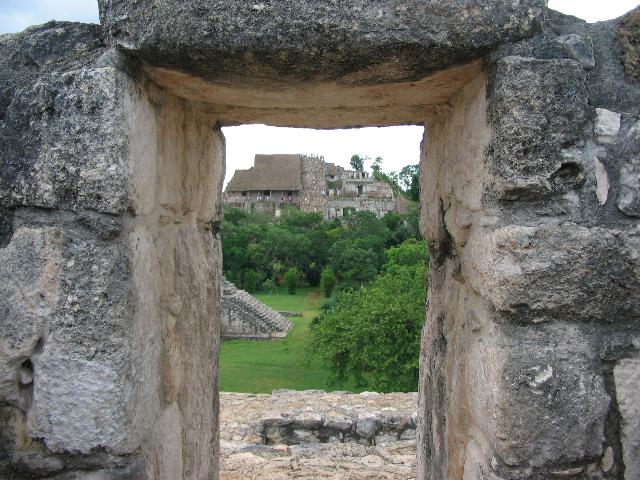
[
  {"x1": 466, "y1": 322, "x2": 610, "y2": 469},
  {"x1": 0, "y1": 23, "x2": 132, "y2": 214},
  {"x1": 420, "y1": 75, "x2": 490, "y2": 242},
  {"x1": 619, "y1": 163, "x2": 640, "y2": 217},
  {"x1": 556, "y1": 34, "x2": 596, "y2": 69},
  {"x1": 0, "y1": 217, "x2": 158, "y2": 461},
  {"x1": 614, "y1": 358, "x2": 640, "y2": 480},
  {"x1": 1, "y1": 22, "x2": 223, "y2": 219},
  {"x1": 617, "y1": 122, "x2": 640, "y2": 217},
  {"x1": 594, "y1": 157, "x2": 610, "y2": 206},
  {"x1": 0, "y1": 21, "x2": 224, "y2": 480},
  {"x1": 293, "y1": 413, "x2": 323, "y2": 430},
  {"x1": 594, "y1": 108, "x2": 621, "y2": 145},
  {"x1": 325, "y1": 414, "x2": 353, "y2": 431},
  {"x1": 99, "y1": 0, "x2": 545, "y2": 85},
  {"x1": 488, "y1": 56, "x2": 588, "y2": 200},
  {"x1": 356, "y1": 415, "x2": 379, "y2": 440},
  {"x1": 462, "y1": 223, "x2": 640, "y2": 323}
]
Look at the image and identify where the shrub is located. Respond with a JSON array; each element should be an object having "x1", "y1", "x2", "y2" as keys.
[
  {"x1": 284, "y1": 267, "x2": 301, "y2": 295},
  {"x1": 311, "y1": 240, "x2": 429, "y2": 392},
  {"x1": 262, "y1": 278, "x2": 275, "y2": 292},
  {"x1": 242, "y1": 269, "x2": 260, "y2": 293},
  {"x1": 320, "y1": 267, "x2": 336, "y2": 298}
]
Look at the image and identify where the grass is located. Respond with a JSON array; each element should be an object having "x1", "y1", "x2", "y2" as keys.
[{"x1": 219, "y1": 287, "x2": 358, "y2": 393}]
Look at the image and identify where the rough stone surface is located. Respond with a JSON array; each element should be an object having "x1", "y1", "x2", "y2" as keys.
[
  {"x1": 98, "y1": 0, "x2": 545, "y2": 85},
  {"x1": 595, "y1": 108, "x2": 622, "y2": 144},
  {"x1": 418, "y1": 8, "x2": 640, "y2": 480},
  {"x1": 220, "y1": 391, "x2": 417, "y2": 479},
  {"x1": 0, "y1": 21, "x2": 224, "y2": 480},
  {"x1": 614, "y1": 358, "x2": 640, "y2": 480},
  {"x1": 462, "y1": 223, "x2": 640, "y2": 323},
  {"x1": 2, "y1": 3, "x2": 640, "y2": 480},
  {"x1": 618, "y1": 121, "x2": 640, "y2": 217},
  {"x1": 94, "y1": 2, "x2": 546, "y2": 128},
  {"x1": 620, "y1": 7, "x2": 640, "y2": 84},
  {"x1": 221, "y1": 390, "x2": 416, "y2": 448},
  {"x1": 0, "y1": 23, "x2": 129, "y2": 214},
  {"x1": 487, "y1": 56, "x2": 588, "y2": 201}
]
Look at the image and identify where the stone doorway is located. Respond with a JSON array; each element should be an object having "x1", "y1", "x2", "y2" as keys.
[{"x1": 1, "y1": 1, "x2": 639, "y2": 479}]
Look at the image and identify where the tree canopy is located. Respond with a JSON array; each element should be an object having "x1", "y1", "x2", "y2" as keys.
[
  {"x1": 222, "y1": 206, "x2": 420, "y2": 292},
  {"x1": 310, "y1": 239, "x2": 429, "y2": 392},
  {"x1": 350, "y1": 154, "x2": 365, "y2": 171}
]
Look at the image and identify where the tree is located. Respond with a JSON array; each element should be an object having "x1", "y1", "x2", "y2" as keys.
[
  {"x1": 371, "y1": 156, "x2": 383, "y2": 174},
  {"x1": 221, "y1": 204, "x2": 420, "y2": 293},
  {"x1": 328, "y1": 242, "x2": 378, "y2": 286},
  {"x1": 382, "y1": 211, "x2": 403, "y2": 233},
  {"x1": 399, "y1": 164, "x2": 420, "y2": 201},
  {"x1": 320, "y1": 267, "x2": 336, "y2": 297},
  {"x1": 350, "y1": 154, "x2": 364, "y2": 172},
  {"x1": 284, "y1": 267, "x2": 301, "y2": 295},
  {"x1": 311, "y1": 240, "x2": 429, "y2": 392},
  {"x1": 242, "y1": 269, "x2": 260, "y2": 293}
]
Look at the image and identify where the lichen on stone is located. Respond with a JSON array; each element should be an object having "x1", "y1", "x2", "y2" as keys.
[{"x1": 619, "y1": 8, "x2": 640, "y2": 83}]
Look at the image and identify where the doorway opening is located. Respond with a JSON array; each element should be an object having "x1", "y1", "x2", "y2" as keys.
[{"x1": 216, "y1": 123, "x2": 427, "y2": 475}]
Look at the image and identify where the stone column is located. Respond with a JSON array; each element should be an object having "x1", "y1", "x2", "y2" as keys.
[
  {"x1": 0, "y1": 23, "x2": 224, "y2": 479},
  {"x1": 418, "y1": 11, "x2": 640, "y2": 480}
]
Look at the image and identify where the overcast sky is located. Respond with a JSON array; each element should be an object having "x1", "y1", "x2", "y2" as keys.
[{"x1": 1, "y1": 0, "x2": 637, "y2": 184}]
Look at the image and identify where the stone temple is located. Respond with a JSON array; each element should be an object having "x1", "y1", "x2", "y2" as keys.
[
  {"x1": 220, "y1": 278, "x2": 292, "y2": 340},
  {"x1": 224, "y1": 153, "x2": 398, "y2": 218},
  {"x1": 0, "y1": 1, "x2": 639, "y2": 479}
]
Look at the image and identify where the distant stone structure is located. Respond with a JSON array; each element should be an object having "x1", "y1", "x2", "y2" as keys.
[
  {"x1": 324, "y1": 163, "x2": 396, "y2": 219},
  {"x1": 221, "y1": 278, "x2": 293, "y2": 340},
  {"x1": 224, "y1": 154, "x2": 397, "y2": 218}
]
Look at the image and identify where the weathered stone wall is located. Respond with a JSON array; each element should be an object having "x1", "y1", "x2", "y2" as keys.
[
  {"x1": 299, "y1": 156, "x2": 327, "y2": 214},
  {"x1": 418, "y1": 9, "x2": 640, "y2": 480},
  {"x1": 0, "y1": 22, "x2": 224, "y2": 479},
  {"x1": 2, "y1": 2, "x2": 639, "y2": 480},
  {"x1": 220, "y1": 390, "x2": 417, "y2": 479}
]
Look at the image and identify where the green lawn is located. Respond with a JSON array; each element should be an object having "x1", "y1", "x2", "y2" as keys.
[{"x1": 219, "y1": 287, "x2": 358, "y2": 393}]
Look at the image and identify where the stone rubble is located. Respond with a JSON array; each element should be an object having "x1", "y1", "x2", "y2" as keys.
[{"x1": 219, "y1": 390, "x2": 417, "y2": 480}]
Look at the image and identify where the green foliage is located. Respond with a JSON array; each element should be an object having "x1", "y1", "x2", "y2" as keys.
[
  {"x1": 383, "y1": 238, "x2": 427, "y2": 272},
  {"x1": 222, "y1": 204, "x2": 421, "y2": 291},
  {"x1": 320, "y1": 267, "x2": 336, "y2": 298},
  {"x1": 399, "y1": 164, "x2": 420, "y2": 201},
  {"x1": 382, "y1": 211, "x2": 403, "y2": 232},
  {"x1": 242, "y1": 269, "x2": 260, "y2": 293},
  {"x1": 328, "y1": 242, "x2": 378, "y2": 285},
  {"x1": 284, "y1": 267, "x2": 301, "y2": 294},
  {"x1": 327, "y1": 180, "x2": 343, "y2": 190},
  {"x1": 371, "y1": 156, "x2": 383, "y2": 174},
  {"x1": 383, "y1": 209, "x2": 420, "y2": 246},
  {"x1": 350, "y1": 154, "x2": 365, "y2": 171},
  {"x1": 219, "y1": 288, "x2": 361, "y2": 393},
  {"x1": 262, "y1": 278, "x2": 275, "y2": 292},
  {"x1": 311, "y1": 240, "x2": 429, "y2": 392}
]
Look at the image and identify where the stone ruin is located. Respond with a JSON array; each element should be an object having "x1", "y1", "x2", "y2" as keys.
[
  {"x1": 219, "y1": 390, "x2": 417, "y2": 479},
  {"x1": 224, "y1": 153, "x2": 398, "y2": 219},
  {"x1": 220, "y1": 278, "x2": 292, "y2": 340},
  {"x1": 0, "y1": 1, "x2": 639, "y2": 479}
]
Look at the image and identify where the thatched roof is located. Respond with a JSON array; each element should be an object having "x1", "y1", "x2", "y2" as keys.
[{"x1": 226, "y1": 154, "x2": 302, "y2": 192}]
